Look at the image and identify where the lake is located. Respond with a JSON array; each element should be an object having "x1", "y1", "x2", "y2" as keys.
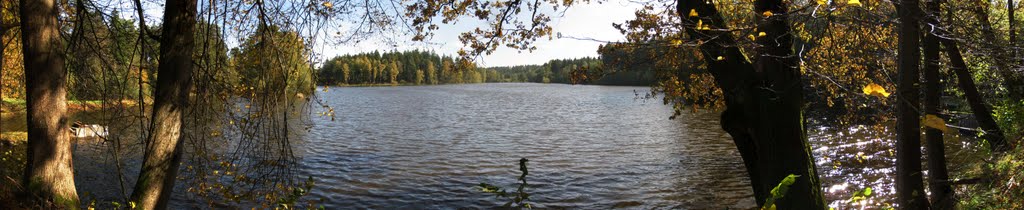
[
  {"x1": 299, "y1": 83, "x2": 755, "y2": 209},
  {"x1": 2, "y1": 83, "x2": 983, "y2": 209}
]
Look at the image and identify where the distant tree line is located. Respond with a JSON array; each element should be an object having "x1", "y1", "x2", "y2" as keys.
[
  {"x1": 484, "y1": 56, "x2": 656, "y2": 86},
  {"x1": 316, "y1": 50, "x2": 658, "y2": 86},
  {"x1": 317, "y1": 50, "x2": 501, "y2": 85}
]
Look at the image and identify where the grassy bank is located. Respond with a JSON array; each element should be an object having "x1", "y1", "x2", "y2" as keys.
[{"x1": 958, "y1": 142, "x2": 1024, "y2": 208}]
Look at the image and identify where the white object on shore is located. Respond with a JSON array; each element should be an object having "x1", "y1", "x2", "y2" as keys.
[{"x1": 70, "y1": 123, "x2": 108, "y2": 138}]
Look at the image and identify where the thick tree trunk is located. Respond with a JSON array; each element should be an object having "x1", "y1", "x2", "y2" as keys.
[
  {"x1": 972, "y1": 0, "x2": 1024, "y2": 101},
  {"x1": 896, "y1": 0, "x2": 930, "y2": 208},
  {"x1": 922, "y1": 0, "x2": 954, "y2": 208},
  {"x1": 129, "y1": 0, "x2": 196, "y2": 209},
  {"x1": 677, "y1": 0, "x2": 825, "y2": 208},
  {"x1": 941, "y1": 40, "x2": 1010, "y2": 152},
  {"x1": 18, "y1": 0, "x2": 80, "y2": 207}
]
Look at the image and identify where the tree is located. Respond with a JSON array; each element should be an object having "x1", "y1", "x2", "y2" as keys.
[
  {"x1": 342, "y1": 63, "x2": 350, "y2": 84},
  {"x1": 895, "y1": 0, "x2": 929, "y2": 207},
  {"x1": 2, "y1": 0, "x2": 25, "y2": 100},
  {"x1": 130, "y1": 0, "x2": 197, "y2": 208},
  {"x1": 389, "y1": 60, "x2": 400, "y2": 84},
  {"x1": 942, "y1": 39, "x2": 1009, "y2": 153},
  {"x1": 426, "y1": 60, "x2": 437, "y2": 84},
  {"x1": 19, "y1": 0, "x2": 79, "y2": 207},
  {"x1": 415, "y1": 69, "x2": 424, "y2": 85},
  {"x1": 441, "y1": 58, "x2": 453, "y2": 83},
  {"x1": 67, "y1": 5, "x2": 110, "y2": 101},
  {"x1": 923, "y1": 0, "x2": 952, "y2": 207},
  {"x1": 233, "y1": 25, "x2": 314, "y2": 96},
  {"x1": 679, "y1": 0, "x2": 826, "y2": 207},
  {"x1": 970, "y1": 0, "x2": 1024, "y2": 101}
]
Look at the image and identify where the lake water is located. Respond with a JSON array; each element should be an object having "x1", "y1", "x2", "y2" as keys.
[
  {"x1": 299, "y1": 83, "x2": 756, "y2": 209},
  {"x1": 1, "y1": 83, "x2": 983, "y2": 209}
]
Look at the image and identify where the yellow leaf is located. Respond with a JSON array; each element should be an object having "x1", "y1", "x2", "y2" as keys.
[
  {"x1": 671, "y1": 39, "x2": 682, "y2": 46},
  {"x1": 696, "y1": 20, "x2": 711, "y2": 30},
  {"x1": 716, "y1": 56, "x2": 725, "y2": 61},
  {"x1": 323, "y1": 1, "x2": 333, "y2": 8},
  {"x1": 862, "y1": 83, "x2": 890, "y2": 98},
  {"x1": 689, "y1": 9, "x2": 699, "y2": 17},
  {"x1": 762, "y1": 11, "x2": 773, "y2": 18},
  {"x1": 748, "y1": 34, "x2": 757, "y2": 41},
  {"x1": 923, "y1": 114, "x2": 950, "y2": 132},
  {"x1": 818, "y1": 0, "x2": 827, "y2": 5},
  {"x1": 848, "y1": 0, "x2": 862, "y2": 6},
  {"x1": 758, "y1": 32, "x2": 767, "y2": 37}
]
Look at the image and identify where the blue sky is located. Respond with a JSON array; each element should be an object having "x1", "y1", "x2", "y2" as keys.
[{"x1": 318, "y1": 0, "x2": 643, "y2": 67}]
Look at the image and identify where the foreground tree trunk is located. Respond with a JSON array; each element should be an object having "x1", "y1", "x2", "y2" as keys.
[
  {"x1": 922, "y1": 0, "x2": 953, "y2": 208},
  {"x1": 896, "y1": 0, "x2": 930, "y2": 208},
  {"x1": 677, "y1": 0, "x2": 825, "y2": 208},
  {"x1": 18, "y1": 0, "x2": 80, "y2": 207},
  {"x1": 129, "y1": 0, "x2": 196, "y2": 209}
]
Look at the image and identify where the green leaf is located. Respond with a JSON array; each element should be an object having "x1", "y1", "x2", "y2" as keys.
[
  {"x1": 762, "y1": 174, "x2": 801, "y2": 210},
  {"x1": 770, "y1": 174, "x2": 801, "y2": 198}
]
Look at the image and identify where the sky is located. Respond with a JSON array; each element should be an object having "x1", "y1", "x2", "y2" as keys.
[
  {"x1": 318, "y1": 0, "x2": 643, "y2": 67},
  {"x1": 118, "y1": 0, "x2": 643, "y2": 68}
]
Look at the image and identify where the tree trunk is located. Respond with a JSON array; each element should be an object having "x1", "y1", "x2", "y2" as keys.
[
  {"x1": 129, "y1": 0, "x2": 196, "y2": 209},
  {"x1": 18, "y1": 0, "x2": 80, "y2": 207},
  {"x1": 972, "y1": 0, "x2": 1024, "y2": 101},
  {"x1": 923, "y1": 0, "x2": 954, "y2": 208},
  {"x1": 1011, "y1": 0, "x2": 1016, "y2": 60},
  {"x1": 677, "y1": 0, "x2": 825, "y2": 208},
  {"x1": 941, "y1": 40, "x2": 1010, "y2": 152},
  {"x1": 896, "y1": 0, "x2": 930, "y2": 208}
]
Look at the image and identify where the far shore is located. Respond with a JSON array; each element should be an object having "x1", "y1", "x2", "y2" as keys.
[{"x1": 322, "y1": 82, "x2": 652, "y2": 88}]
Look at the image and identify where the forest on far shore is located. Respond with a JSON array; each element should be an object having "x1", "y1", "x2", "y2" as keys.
[{"x1": 314, "y1": 45, "x2": 659, "y2": 86}]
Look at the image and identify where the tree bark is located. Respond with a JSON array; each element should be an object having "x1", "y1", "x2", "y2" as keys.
[
  {"x1": 677, "y1": 0, "x2": 825, "y2": 208},
  {"x1": 896, "y1": 0, "x2": 930, "y2": 208},
  {"x1": 129, "y1": 0, "x2": 196, "y2": 209},
  {"x1": 18, "y1": 0, "x2": 80, "y2": 207},
  {"x1": 923, "y1": 0, "x2": 954, "y2": 208}
]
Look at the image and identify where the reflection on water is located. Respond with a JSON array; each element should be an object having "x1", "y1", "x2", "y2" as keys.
[
  {"x1": 0, "y1": 83, "x2": 985, "y2": 209},
  {"x1": 811, "y1": 124, "x2": 984, "y2": 209}
]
